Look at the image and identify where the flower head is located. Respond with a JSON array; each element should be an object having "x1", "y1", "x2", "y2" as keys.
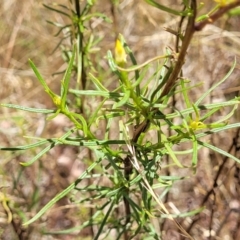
[
  {"x1": 115, "y1": 38, "x2": 127, "y2": 65},
  {"x1": 214, "y1": 0, "x2": 236, "y2": 7}
]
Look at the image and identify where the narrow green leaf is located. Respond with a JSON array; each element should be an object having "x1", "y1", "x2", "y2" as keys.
[
  {"x1": 23, "y1": 182, "x2": 75, "y2": 225},
  {"x1": 192, "y1": 135, "x2": 198, "y2": 172},
  {"x1": 198, "y1": 140, "x2": 240, "y2": 164},
  {"x1": 52, "y1": 24, "x2": 72, "y2": 37},
  {"x1": 131, "y1": 65, "x2": 148, "y2": 89},
  {"x1": 23, "y1": 157, "x2": 102, "y2": 225},
  {"x1": 94, "y1": 199, "x2": 115, "y2": 240},
  {"x1": 150, "y1": 64, "x2": 173, "y2": 103},
  {"x1": 164, "y1": 142, "x2": 184, "y2": 168},
  {"x1": 88, "y1": 99, "x2": 107, "y2": 127},
  {"x1": 45, "y1": 210, "x2": 103, "y2": 235},
  {"x1": 196, "y1": 59, "x2": 236, "y2": 106},
  {"x1": 145, "y1": 0, "x2": 185, "y2": 16},
  {"x1": 61, "y1": 45, "x2": 76, "y2": 108},
  {"x1": 198, "y1": 123, "x2": 240, "y2": 137},
  {"x1": 166, "y1": 99, "x2": 240, "y2": 120},
  {"x1": 82, "y1": 13, "x2": 112, "y2": 23},
  {"x1": 181, "y1": 79, "x2": 191, "y2": 108},
  {"x1": 44, "y1": 139, "x2": 126, "y2": 147},
  {"x1": 161, "y1": 134, "x2": 183, "y2": 168},
  {"x1": 159, "y1": 175, "x2": 186, "y2": 181},
  {"x1": 28, "y1": 59, "x2": 50, "y2": 92},
  {"x1": 69, "y1": 89, "x2": 121, "y2": 98},
  {"x1": 96, "y1": 111, "x2": 125, "y2": 122},
  {"x1": 214, "y1": 103, "x2": 239, "y2": 124},
  {"x1": 0, "y1": 104, "x2": 55, "y2": 114},
  {"x1": 107, "y1": 50, "x2": 118, "y2": 73},
  {"x1": 159, "y1": 186, "x2": 171, "y2": 200},
  {"x1": 0, "y1": 139, "x2": 49, "y2": 151},
  {"x1": 89, "y1": 73, "x2": 108, "y2": 92},
  {"x1": 46, "y1": 20, "x2": 65, "y2": 28},
  {"x1": 200, "y1": 107, "x2": 221, "y2": 122},
  {"x1": 71, "y1": 112, "x2": 89, "y2": 137},
  {"x1": 228, "y1": 6, "x2": 240, "y2": 16},
  {"x1": 20, "y1": 143, "x2": 55, "y2": 166},
  {"x1": 113, "y1": 90, "x2": 130, "y2": 108},
  {"x1": 20, "y1": 128, "x2": 75, "y2": 166},
  {"x1": 161, "y1": 207, "x2": 205, "y2": 218},
  {"x1": 43, "y1": 4, "x2": 71, "y2": 18}
]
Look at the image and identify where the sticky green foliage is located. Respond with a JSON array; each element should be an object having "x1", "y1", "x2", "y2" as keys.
[{"x1": 1, "y1": 1, "x2": 240, "y2": 239}]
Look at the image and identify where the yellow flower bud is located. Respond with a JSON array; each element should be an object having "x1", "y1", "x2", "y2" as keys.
[
  {"x1": 52, "y1": 95, "x2": 61, "y2": 107},
  {"x1": 214, "y1": 0, "x2": 236, "y2": 7},
  {"x1": 115, "y1": 38, "x2": 127, "y2": 65},
  {"x1": 189, "y1": 120, "x2": 206, "y2": 130}
]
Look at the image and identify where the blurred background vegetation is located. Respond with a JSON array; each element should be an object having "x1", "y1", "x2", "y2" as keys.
[{"x1": 0, "y1": 0, "x2": 240, "y2": 239}]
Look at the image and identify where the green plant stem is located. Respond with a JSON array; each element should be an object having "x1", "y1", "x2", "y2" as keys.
[
  {"x1": 132, "y1": 0, "x2": 197, "y2": 145},
  {"x1": 159, "y1": 0, "x2": 197, "y2": 99},
  {"x1": 118, "y1": 71, "x2": 145, "y2": 112},
  {"x1": 62, "y1": 109, "x2": 95, "y2": 139},
  {"x1": 116, "y1": 54, "x2": 170, "y2": 72}
]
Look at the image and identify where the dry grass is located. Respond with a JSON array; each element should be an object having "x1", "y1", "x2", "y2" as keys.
[{"x1": 0, "y1": 0, "x2": 240, "y2": 239}]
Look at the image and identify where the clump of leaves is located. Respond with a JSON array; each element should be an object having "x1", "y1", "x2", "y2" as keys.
[{"x1": 1, "y1": 0, "x2": 240, "y2": 239}]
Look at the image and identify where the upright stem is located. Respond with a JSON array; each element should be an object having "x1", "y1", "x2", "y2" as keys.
[{"x1": 160, "y1": 0, "x2": 197, "y2": 99}]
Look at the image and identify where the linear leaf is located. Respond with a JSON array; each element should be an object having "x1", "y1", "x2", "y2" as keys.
[
  {"x1": 23, "y1": 156, "x2": 102, "y2": 225},
  {"x1": 198, "y1": 140, "x2": 240, "y2": 164},
  {"x1": 145, "y1": 0, "x2": 185, "y2": 16},
  {"x1": 20, "y1": 143, "x2": 56, "y2": 166},
  {"x1": 29, "y1": 59, "x2": 50, "y2": 92},
  {"x1": 0, "y1": 140, "x2": 49, "y2": 151},
  {"x1": 61, "y1": 45, "x2": 76, "y2": 107},
  {"x1": 196, "y1": 59, "x2": 236, "y2": 106},
  {"x1": 43, "y1": 4, "x2": 71, "y2": 18},
  {"x1": 1, "y1": 104, "x2": 55, "y2": 114}
]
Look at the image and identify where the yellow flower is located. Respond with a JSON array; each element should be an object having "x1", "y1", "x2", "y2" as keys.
[
  {"x1": 52, "y1": 95, "x2": 61, "y2": 107},
  {"x1": 189, "y1": 119, "x2": 206, "y2": 131},
  {"x1": 214, "y1": 0, "x2": 236, "y2": 6},
  {"x1": 115, "y1": 38, "x2": 127, "y2": 65}
]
